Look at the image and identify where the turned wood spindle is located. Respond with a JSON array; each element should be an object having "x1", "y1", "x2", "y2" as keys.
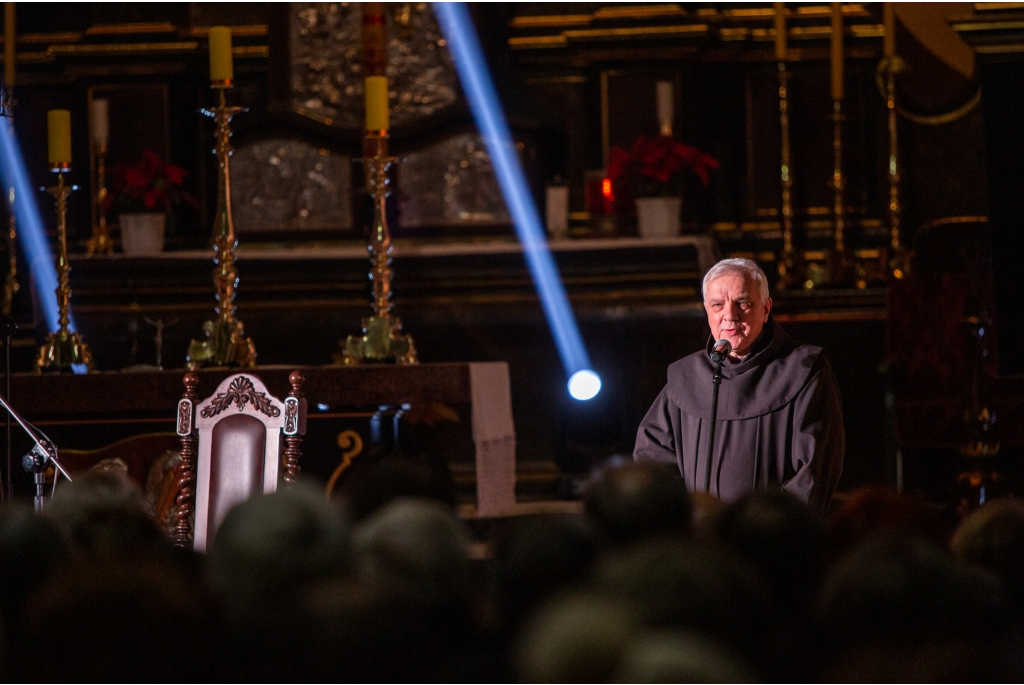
[
  {"x1": 174, "y1": 372, "x2": 199, "y2": 547},
  {"x1": 283, "y1": 370, "x2": 306, "y2": 485}
]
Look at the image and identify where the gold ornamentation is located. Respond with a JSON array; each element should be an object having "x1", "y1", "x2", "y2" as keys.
[
  {"x1": 2, "y1": 91, "x2": 18, "y2": 315},
  {"x1": 4, "y1": 186, "x2": 18, "y2": 316},
  {"x1": 337, "y1": 132, "x2": 417, "y2": 365},
  {"x1": 825, "y1": 97, "x2": 853, "y2": 287},
  {"x1": 874, "y1": 59, "x2": 981, "y2": 126},
  {"x1": 882, "y1": 56, "x2": 910, "y2": 280},
  {"x1": 187, "y1": 87, "x2": 257, "y2": 370},
  {"x1": 775, "y1": 60, "x2": 803, "y2": 290},
  {"x1": 199, "y1": 375, "x2": 280, "y2": 418},
  {"x1": 325, "y1": 429, "x2": 365, "y2": 496},
  {"x1": 86, "y1": 144, "x2": 113, "y2": 256},
  {"x1": 37, "y1": 171, "x2": 93, "y2": 372}
]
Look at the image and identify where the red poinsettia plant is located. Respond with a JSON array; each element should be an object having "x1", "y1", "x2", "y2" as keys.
[
  {"x1": 607, "y1": 136, "x2": 720, "y2": 198},
  {"x1": 101, "y1": 149, "x2": 198, "y2": 216}
]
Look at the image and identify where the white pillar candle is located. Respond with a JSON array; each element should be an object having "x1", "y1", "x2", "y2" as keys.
[
  {"x1": 90, "y1": 98, "x2": 109, "y2": 151},
  {"x1": 656, "y1": 81, "x2": 673, "y2": 137},
  {"x1": 546, "y1": 185, "x2": 569, "y2": 240}
]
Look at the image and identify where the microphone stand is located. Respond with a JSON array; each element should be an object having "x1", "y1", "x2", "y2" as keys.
[
  {"x1": 704, "y1": 350, "x2": 727, "y2": 493},
  {"x1": 0, "y1": 389, "x2": 71, "y2": 513}
]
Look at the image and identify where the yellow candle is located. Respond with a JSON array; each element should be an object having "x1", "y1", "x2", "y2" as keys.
[
  {"x1": 883, "y1": 3, "x2": 895, "y2": 58},
  {"x1": 831, "y1": 3, "x2": 844, "y2": 100},
  {"x1": 47, "y1": 109, "x2": 71, "y2": 168},
  {"x1": 365, "y1": 75, "x2": 389, "y2": 131},
  {"x1": 4, "y1": 3, "x2": 14, "y2": 88},
  {"x1": 208, "y1": 25, "x2": 233, "y2": 83},
  {"x1": 773, "y1": 3, "x2": 787, "y2": 61}
]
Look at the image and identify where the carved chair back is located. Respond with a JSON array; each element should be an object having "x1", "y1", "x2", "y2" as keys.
[{"x1": 174, "y1": 371, "x2": 306, "y2": 551}]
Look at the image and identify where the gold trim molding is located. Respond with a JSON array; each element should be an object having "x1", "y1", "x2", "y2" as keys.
[{"x1": 85, "y1": 23, "x2": 177, "y2": 36}]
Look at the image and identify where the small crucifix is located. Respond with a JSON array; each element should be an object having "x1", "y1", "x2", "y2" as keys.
[{"x1": 143, "y1": 317, "x2": 178, "y2": 369}]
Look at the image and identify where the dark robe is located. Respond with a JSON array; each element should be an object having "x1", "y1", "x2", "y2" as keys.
[{"x1": 634, "y1": 318, "x2": 844, "y2": 511}]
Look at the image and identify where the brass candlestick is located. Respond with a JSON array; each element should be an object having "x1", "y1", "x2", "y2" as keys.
[
  {"x1": 776, "y1": 61, "x2": 802, "y2": 290},
  {"x1": 37, "y1": 170, "x2": 93, "y2": 372},
  {"x1": 884, "y1": 56, "x2": 910, "y2": 280},
  {"x1": 336, "y1": 132, "x2": 416, "y2": 365},
  {"x1": 3, "y1": 184, "x2": 17, "y2": 316},
  {"x1": 1, "y1": 89, "x2": 19, "y2": 316},
  {"x1": 826, "y1": 98, "x2": 853, "y2": 286},
  {"x1": 86, "y1": 145, "x2": 113, "y2": 256},
  {"x1": 186, "y1": 87, "x2": 256, "y2": 370}
]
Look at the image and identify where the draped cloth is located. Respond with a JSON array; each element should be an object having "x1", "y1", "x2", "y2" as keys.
[
  {"x1": 634, "y1": 318, "x2": 845, "y2": 511},
  {"x1": 470, "y1": 362, "x2": 517, "y2": 517}
]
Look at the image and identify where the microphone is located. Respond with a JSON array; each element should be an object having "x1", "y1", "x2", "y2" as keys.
[{"x1": 710, "y1": 338, "x2": 732, "y2": 363}]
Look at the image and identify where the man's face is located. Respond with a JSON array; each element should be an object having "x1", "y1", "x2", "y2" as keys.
[{"x1": 703, "y1": 272, "x2": 772, "y2": 358}]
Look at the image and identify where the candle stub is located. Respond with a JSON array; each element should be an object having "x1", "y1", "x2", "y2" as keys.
[
  {"x1": 208, "y1": 26, "x2": 233, "y2": 84},
  {"x1": 48, "y1": 109, "x2": 72, "y2": 168},
  {"x1": 364, "y1": 76, "x2": 389, "y2": 131},
  {"x1": 656, "y1": 81, "x2": 673, "y2": 137},
  {"x1": 546, "y1": 185, "x2": 569, "y2": 240},
  {"x1": 90, "y1": 98, "x2": 109, "y2": 150}
]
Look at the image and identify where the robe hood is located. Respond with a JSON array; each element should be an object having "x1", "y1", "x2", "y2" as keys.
[{"x1": 665, "y1": 317, "x2": 825, "y2": 420}]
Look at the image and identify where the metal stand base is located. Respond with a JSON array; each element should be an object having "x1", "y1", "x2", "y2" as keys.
[
  {"x1": 37, "y1": 330, "x2": 93, "y2": 372},
  {"x1": 186, "y1": 319, "x2": 256, "y2": 371},
  {"x1": 338, "y1": 315, "x2": 416, "y2": 365}
]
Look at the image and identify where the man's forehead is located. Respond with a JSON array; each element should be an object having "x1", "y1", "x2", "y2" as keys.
[{"x1": 705, "y1": 274, "x2": 759, "y2": 299}]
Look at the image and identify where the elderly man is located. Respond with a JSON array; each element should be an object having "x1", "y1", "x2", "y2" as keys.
[{"x1": 634, "y1": 258, "x2": 844, "y2": 511}]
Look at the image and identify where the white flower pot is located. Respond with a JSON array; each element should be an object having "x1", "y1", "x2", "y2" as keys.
[
  {"x1": 120, "y1": 213, "x2": 166, "y2": 255},
  {"x1": 636, "y1": 197, "x2": 682, "y2": 239}
]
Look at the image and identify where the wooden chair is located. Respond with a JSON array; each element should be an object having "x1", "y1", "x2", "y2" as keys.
[{"x1": 173, "y1": 371, "x2": 307, "y2": 551}]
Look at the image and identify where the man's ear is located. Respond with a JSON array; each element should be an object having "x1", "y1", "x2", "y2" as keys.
[{"x1": 763, "y1": 297, "x2": 773, "y2": 321}]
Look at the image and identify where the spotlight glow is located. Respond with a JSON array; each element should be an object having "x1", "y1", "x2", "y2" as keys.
[
  {"x1": 568, "y1": 370, "x2": 602, "y2": 401},
  {"x1": 0, "y1": 118, "x2": 86, "y2": 374},
  {"x1": 434, "y1": 2, "x2": 599, "y2": 399}
]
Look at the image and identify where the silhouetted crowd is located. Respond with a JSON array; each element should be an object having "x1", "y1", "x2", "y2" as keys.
[{"x1": 1, "y1": 458, "x2": 1024, "y2": 682}]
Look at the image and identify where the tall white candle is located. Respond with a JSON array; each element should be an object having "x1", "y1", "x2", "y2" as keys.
[
  {"x1": 656, "y1": 81, "x2": 673, "y2": 137},
  {"x1": 90, "y1": 98, "x2": 109, "y2": 151}
]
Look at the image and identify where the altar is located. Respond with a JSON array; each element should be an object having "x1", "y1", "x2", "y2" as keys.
[{"x1": 7, "y1": 362, "x2": 518, "y2": 516}]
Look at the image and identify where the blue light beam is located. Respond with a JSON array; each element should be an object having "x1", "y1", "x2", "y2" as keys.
[
  {"x1": 0, "y1": 118, "x2": 85, "y2": 375},
  {"x1": 435, "y1": 3, "x2": 600, "y2": 397},
  {"x1": 0, "y1": 119, "x2": 65, "y2": 333}
]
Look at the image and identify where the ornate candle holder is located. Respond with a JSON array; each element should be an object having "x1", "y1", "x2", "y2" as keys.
[
  {"x1": 825, "y1": 98, "x2": 853, "y2": 286},
  {"x1": 336, "y1": 132, "x2": 417, "y2": 365},
  {"x1": 1, "y1": 88, "x2": 19, "y2": 316},
  {"x1": 186, "y1": 87, "x2": 256, "y2": 370},
  {"x1": 37, "y1": 169, "x2": 93, "y2": 372},
  {"x1": 3, "y1": 184, "x2": 17, "y2": 316},
  {"x1": 775, "y1": 61, "x2": 803, "y2": 290},
  {"x1": 86, "y1": 144, "x2": 113, "y2": 256},
  {"x1": 883, "y1": 56, "x2": 910, "y2": 280}
]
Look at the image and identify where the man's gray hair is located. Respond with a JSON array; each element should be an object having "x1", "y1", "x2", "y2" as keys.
[{"x1": 701, "y1": 258, "x2": 770, "y2": 302}]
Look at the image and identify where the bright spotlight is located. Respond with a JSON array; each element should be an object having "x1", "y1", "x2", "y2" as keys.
[
  {"x1": 435, "y1": 2, "x2": 599, "y2": 398},
  {"x1": 568, "y1": 370, "x2": 602, "y2": 401}
]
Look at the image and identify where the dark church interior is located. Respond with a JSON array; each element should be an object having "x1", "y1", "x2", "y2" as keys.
[{"x1": 0, "y1": 1, "x2": 1023, "y2": 681}]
